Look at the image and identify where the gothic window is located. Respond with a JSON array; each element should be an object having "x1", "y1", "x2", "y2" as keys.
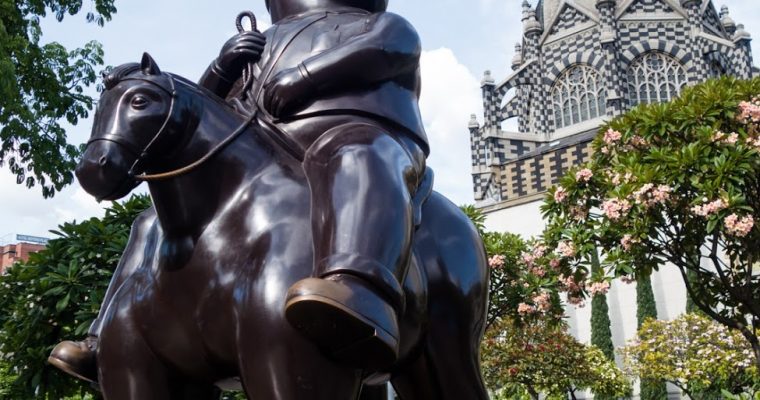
[
  {"x1": 627, "y1": 52, "x2": 688, "y2": 106},
  {"x1": 551, "y1": 65, "x2": 606, "y2": 130}
]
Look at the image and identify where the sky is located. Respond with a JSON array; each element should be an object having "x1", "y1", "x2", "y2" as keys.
[{"x1": 1, "y1": 0, "x2": 760, "y2": 241}]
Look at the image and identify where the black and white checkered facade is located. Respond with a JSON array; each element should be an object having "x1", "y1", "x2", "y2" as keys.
[{"x1": 470, "y1": 0, "x2": 757, "y2": 206}]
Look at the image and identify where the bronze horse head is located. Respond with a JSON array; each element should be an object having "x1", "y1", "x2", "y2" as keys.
[{"x1": 74, "y1": 54, "x2": 490, "y2": 400}]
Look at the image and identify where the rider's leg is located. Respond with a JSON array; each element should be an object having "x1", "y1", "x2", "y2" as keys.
[{"x1": 285, "y1": 123, "x2": 424, "y2": 370}]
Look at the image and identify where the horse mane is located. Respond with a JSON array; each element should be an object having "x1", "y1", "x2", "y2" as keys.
[
  {"x1": 102, "y1": 62, "x2": 234, "y2": 110},
  {"x1": 103, "y1": 63, "x2": 141, "y2": 90}
]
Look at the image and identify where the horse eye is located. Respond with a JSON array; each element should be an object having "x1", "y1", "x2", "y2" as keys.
[{"x1": 131, "y1": 95, "x2": 149, "y2": 110}]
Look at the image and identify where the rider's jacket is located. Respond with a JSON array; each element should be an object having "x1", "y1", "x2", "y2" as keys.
[{"x1": 238, "y1": 7, "x2": 429, "y2": 155}]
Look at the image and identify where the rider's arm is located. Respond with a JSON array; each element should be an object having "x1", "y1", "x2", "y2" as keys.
[
  {"x1": 199, "y1": 61, "x2": 236, "y2": 99},
  {"x1": 199, "y1": 29, "x2": 266, "y2": 99},
  {"x1": 300, "y1": 12, "x2": 421, "y2": 92}
]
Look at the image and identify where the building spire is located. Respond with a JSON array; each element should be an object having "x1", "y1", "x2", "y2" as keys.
[
  {"x1": 512, "y1": 43, "x2": 524, "y2": 70},
  {"x1": 720, "y1": 5, "x2": 736, "y2": 35}
]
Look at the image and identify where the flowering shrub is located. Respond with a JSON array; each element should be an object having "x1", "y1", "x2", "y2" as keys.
[
  {"x1": 620, "y1": 313, "x2": 759, "y2": 398},
  {"x1": 482, "y1": 319, "x2": 631, "y2": 400},
  {"x1": 480, "y1": 230, "x2": 566, "y2": 328},
  {"x1": 540, "y1": 77, "x2": 760, "y2": 368}
]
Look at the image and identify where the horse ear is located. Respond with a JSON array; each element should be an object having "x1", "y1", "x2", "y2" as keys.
[{"x1": 141, "y1": 52, "x2": 162, "y2": 75}]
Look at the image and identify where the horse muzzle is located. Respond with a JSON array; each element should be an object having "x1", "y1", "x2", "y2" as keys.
[{"x1": 76, "y1": 140, "x2": 140, "y2": 201}]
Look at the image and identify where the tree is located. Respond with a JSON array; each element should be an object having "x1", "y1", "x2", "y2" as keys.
[
  {"x1": 635, "y1": 273, "x2": 668, "y2": 399},
  {"x1": 0, "y1": 0, "x2": 116, "y2": 197},
  {"x1": 0, "y1": 195, "x2": 149, "y2": 398},
  {"x1": 589, "y1": 251, "x2": 614, "y2": 362},
  {"x1": 481, "y1": 318, "x2": 631, "y2": 400},
  {"x1": 461, "y1": 205, "x2": 565, "y2": 330},
  {"x1": 540, "y1": 77, "x2": 760, "y2": 368},
  {"x1": 620, "y1": 313, "x2": 759, "y2": 398}
]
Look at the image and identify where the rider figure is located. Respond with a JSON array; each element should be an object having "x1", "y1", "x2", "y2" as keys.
[{"x1": 50, "y1": 0, "x2": 428, "y2": 380}]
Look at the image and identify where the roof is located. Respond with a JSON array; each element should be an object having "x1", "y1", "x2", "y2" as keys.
[
  {"x1": 536, "y1": 0, "x2": 710, "y2": 27},
  {"x1": 510, "y1": 128, "x2": 599, "y2": 163},
  {"x1": 540, "y1": 0, "x2": 599, "y2": 27}
]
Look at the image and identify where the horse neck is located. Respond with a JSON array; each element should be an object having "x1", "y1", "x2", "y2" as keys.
[{"x1": 147, "y1": 99, "x2": 272, "y2": 238}]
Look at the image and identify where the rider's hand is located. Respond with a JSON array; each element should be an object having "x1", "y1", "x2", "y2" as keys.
[
  {"x1": 263, "y1": 65, "x2": 316, "y2": 118},
  {"x1": 215, "y1": 31, "x2": 266, "y2": 81}
]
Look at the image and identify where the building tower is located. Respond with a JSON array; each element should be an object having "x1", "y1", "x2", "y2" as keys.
[{"x1": 470, "y1": 0, "x2": 757, "y2": 208}]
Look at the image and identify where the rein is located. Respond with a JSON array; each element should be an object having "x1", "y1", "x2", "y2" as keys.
[{"x1": 132, "y1": 111, "x2": 256, "y2": 182}]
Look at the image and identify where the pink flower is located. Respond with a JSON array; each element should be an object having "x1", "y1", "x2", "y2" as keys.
[
  {"x1": 575, "y1": 168, "x2": 593, "y2": 183},
  {"x1": 620, "y1": 234, "x2": 638, "y2": 251},
  {"x1": 602, "y1": 198, "x2": 632, "y2": 220},
  {"x1": 559, "y1": 274, "x2": 584, "y2": 292},
  {"x1": 713, "y1": 131, "x2": 739, "y2": 144},
  {"x1": 739, "y1": 100, "x2": 760, "y2": 122},
  {"x1": 566, "y1": 293, "x2": 586, "y2": 308},
  {"x1": 532, "y1": 244, "x2": 547, "y2": 258},
  {"x1": 530, "y1": 266, "x2": 546, "y2": 277},
  {"x1": 629, "y1": 135, "x2": 648, "y2": 147},
  {"x1": 724, "y1": 214, "x2": 754, "y2": 237},
  {"x1": 488, "y1": 254, "x2": 505, "y2": 269},
  {"x1": 517, "y1": 303, "x2": 537, "y2": 316},
  {"x1": 588, "y1": 281, "x2": 611, "y2": 297},
  {"x1": 746, "y1": 137, "x2": 760, "y2": 148},
  {"x1": 521, "y1": 252, "x2": 536, "y2": 266},
  {"x1": 569, "y1": 205, "x2": 589, "y2": 222},
  {"x1": 603, "y1": 129, "x2": 622, "y2": 145},
  {"x1": 634, "y1": 184, "x2": 672, "y2": 207},
  {"x1": 554, "y1": 187, "x2": 568, "y2": 203},
  {"x1": 549, "y1": 258, "x2": 561, "y2": 269},
  {"x1": 556, "y1": 241, "x2": 576, "y2": 258},
  {"x1": 691, "y1": 198, "x2": 728, "y2": 217},
  {"x1": 532, "y1": 292, "x2": 552, "y2": 313}
]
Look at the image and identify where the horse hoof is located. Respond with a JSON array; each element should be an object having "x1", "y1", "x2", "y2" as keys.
[
  {"x1": 48, "y1": 339, "x2": 98, "y2": 384},
  {"x1": 285, "y1": 275, "x2": 400, "y2": 371}
]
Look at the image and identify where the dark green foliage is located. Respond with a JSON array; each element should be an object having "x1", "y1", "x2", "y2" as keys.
[
  {"x1": 636, "y1": 274, "x2": 668, "y2": 400},
  {"x1": 589, "y1": 250, "x2": 614, "y2": 360},
  {"x1": 0, "y1": 0, "x2": 116, "y2": 197},
  {"x1": 482, "y1": 230, "x2": 529, "y2": 329},
  {"x1": 588, "y1": 250, "x2": 614, "y2": 400},
  {"x1": 635, "y1": 273, "x2": 657, "y2": 326},
  {"x1": 0, "y1": 194, "x2": 149, "y2": 399},
  {"x1": 590, "y1": 294, "x2": 614, "y2": 361},
  {"x1": 460, "y1": 204, "x2": 486, "y2": 236}
]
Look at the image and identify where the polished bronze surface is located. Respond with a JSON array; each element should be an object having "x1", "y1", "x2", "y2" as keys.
[
  {"x1": 58, "y1": 2, "x2": 490, "y2": 398},
  {"x1": 48, "y1": 337, "x2": 98, "y2": 384}
]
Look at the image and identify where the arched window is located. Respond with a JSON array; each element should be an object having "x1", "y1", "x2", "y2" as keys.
[
  {"x1": 551, "y1": 65, "x2": 606, "y2": 130},
  {"x1": 627, "y1": 52, "x2": 688, "y2": 106}
]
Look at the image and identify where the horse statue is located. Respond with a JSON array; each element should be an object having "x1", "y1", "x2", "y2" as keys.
[{"x1": 73, "y1": 53, "x2": 489, "y2": 400}]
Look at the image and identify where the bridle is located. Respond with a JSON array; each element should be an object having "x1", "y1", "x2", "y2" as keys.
[{"x1": 87, "y1": 73, "x2": 255, "y2": 182}]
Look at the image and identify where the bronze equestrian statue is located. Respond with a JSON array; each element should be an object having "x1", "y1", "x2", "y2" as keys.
[{"x1": 48, "y1": 1, "x2": 489, "y2": 398}]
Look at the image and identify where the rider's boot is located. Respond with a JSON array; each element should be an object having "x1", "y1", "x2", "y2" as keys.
[
  {"x1": 48, "y1": 336, "x2": 99, "y2": 383},
  {"x1": 284, "y1": 125, "x2": 424, "y2": 371}
]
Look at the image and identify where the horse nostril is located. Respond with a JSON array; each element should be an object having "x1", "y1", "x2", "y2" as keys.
[{"x1": 99, "y1": 156, "x2": 108, "y2": 167}]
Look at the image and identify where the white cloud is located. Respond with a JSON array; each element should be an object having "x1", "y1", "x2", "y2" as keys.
[
  {"x1": 0, "y1": 169, "x2": 107, "y2": 241},
  {"x1": 419, "y1": 48, "x2": 482, "y2": 206}
]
